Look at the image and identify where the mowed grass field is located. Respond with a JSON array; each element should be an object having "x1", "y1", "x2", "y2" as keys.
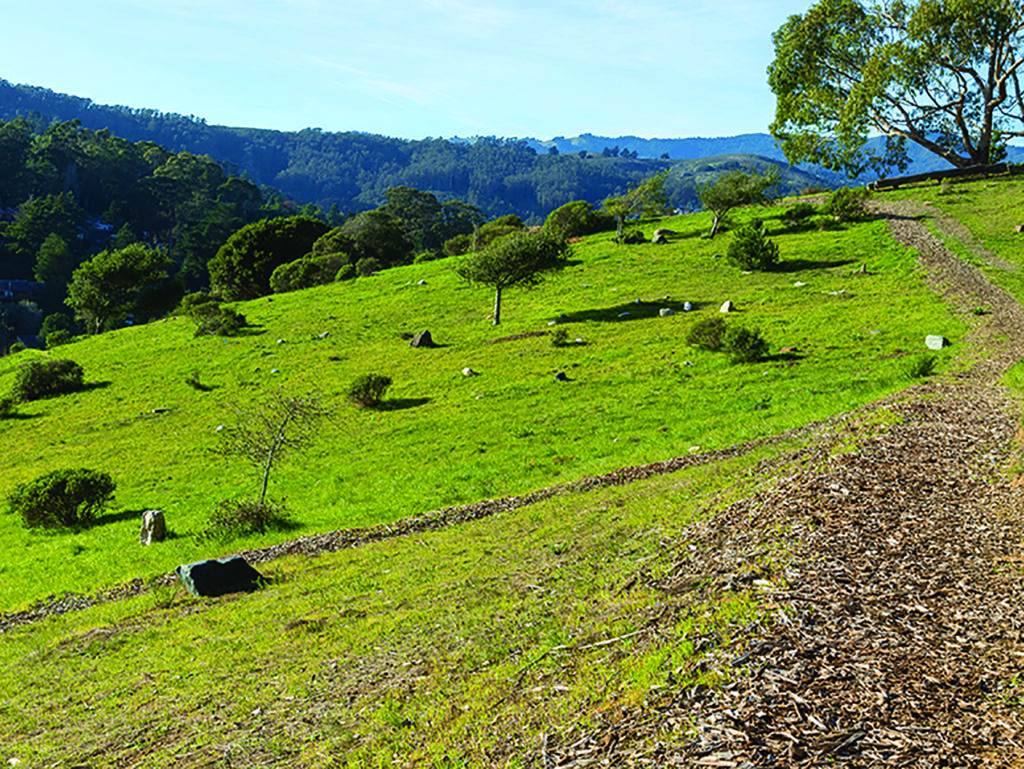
[{"x1": 0, "y1": 205, "x2": 966, "y2": 611}]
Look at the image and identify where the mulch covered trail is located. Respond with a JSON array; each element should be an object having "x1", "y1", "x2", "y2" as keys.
[{"x1": 548, "y1": 204, "x2": 1024, "y2": 767}]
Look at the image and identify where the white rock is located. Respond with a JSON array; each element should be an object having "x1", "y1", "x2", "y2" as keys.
[
  {"x1": 659, "y1": 308, "x2": 675, "y2": 317},
  {"x1": 140, "y1": 510, "x2": 167, "y2": 546},
  {"x1": 683, "y1": 301, "x2": 693, "y2": 311},
  {"x1": 793, "y1": 281, "x2": 807, "y2": 288},
  {"x1": 925, "y1": 335, "x2": 949, "y2": 350},
  {"x1": 462, "y1": 367, "x2": 478, "y2": 377},
  {"x1": 720, "y1": 300, "x2": 734, "y2": 313},
  {"x1": 276, "y1": 338, "x2": 286, "y2": 344}
]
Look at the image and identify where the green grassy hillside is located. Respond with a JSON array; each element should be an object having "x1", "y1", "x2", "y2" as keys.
[{"x1": 0, "y1": 205, "x2": 965, "y2": 611}]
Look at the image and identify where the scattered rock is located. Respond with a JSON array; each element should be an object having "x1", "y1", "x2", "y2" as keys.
[
  {"x1": 176, "y1": 556, "x2": 266, "y2": 598},
  {"x1": 317, "y1": 331, "x2": 330, "y2": 339},
  {"x1": 270, "y1": 368, "x2": 280, "y2": 374},
  {"x1": 417, "y1": 279, "x2": 427, "y2": 285},
  {"x1": 659, "y1": 307, "x2": 675, "y2": 317},
  {"x1": 1015, "y1": 224, "x2": 1024, "y2": 234},
  {"x1": 683, "y1": 301, "x2": 693, "y2": 312},
  {"x1": 617, "y1": 312, "x2": 631, "y2": 319},
  {"x1": 793, "y1": 281, "x2": 807, "y2": 287},
  {"x1": 720, "y1": 300, "x2": 734, "y2": 313},
  {"x1": 151, "y1": 407, "x2": 171, "y2": 415},
  {"x1": 462, "y1": 367, "x2": 478, "y2": 377},
  {"x1": 276, "y1": 338, "x2": 286, "y2": 345},
  {"x1": 548, "y1": 319, "x2": 559, "y2": 326},
  {"x1": 652, "y1": 232, "x2": 668, "y2": 245},
  {"x1": 925, "y1": 335, "x2": 950, "y2": 350},
  {"x1": 554, "y1": 371, "x2": 569, "y2": 382},
  {"x1": 779, "y1": 346, "x2": 799, "y2": 354},
  {"x1": 140, "y1": 510, "x2": 167, "y2": 546},
  {"x1": 215, "y1": 424, "x2": 225, "y2": 432},
  {"x1": 410, "y1": 330, "x2": 435, "y2": 348},
  {"x1": 575, "y1": 338, "x2": 584, "y2": 344},
  {"x1": 653, "y1": 228, "x2": 677, "y2": 240}
]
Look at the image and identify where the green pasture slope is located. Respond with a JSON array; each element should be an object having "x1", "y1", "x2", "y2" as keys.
[{"x1": 0, "y1": 205, "x2": 965, "y2": 612}]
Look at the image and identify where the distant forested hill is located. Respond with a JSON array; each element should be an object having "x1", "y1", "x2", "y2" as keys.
[{"x1": 0, "y1": 80, "x2": 836, "y2": 220}]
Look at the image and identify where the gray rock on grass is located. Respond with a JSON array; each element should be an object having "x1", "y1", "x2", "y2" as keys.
[
  {"x1": 659, "y1": 308, "x2": 675, "y2": 317},
  {"x1": 925, "y1": 335, "x2": 949, "y2": 350},
  {"x1": 140, "y1": 510, "x2": 167, "y2": 545},
  {"x1": 410, "y1": 330, "x2": 435, "y2": 348},
  {"x1": 720, "y1": 300, "x2": 734, "y2": 313}
]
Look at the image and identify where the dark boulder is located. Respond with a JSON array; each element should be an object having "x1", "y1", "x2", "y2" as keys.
[
  {"x1": 410, "y1": 330, "x2": 435, "y2": 348},
  {"x1": 176, "y1": 556, "x2": 265, "y2": 597}
]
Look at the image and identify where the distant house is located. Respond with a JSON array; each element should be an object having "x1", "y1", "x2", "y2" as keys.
[{"x1": 0, "y1": 280, "x2": 43, "y2": 302}]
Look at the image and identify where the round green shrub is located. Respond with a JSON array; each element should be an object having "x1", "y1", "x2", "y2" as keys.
[
  {"x1": 825, "y1": 187, "x2": 870, "y2": 222},
  {"x1": 724, "y1": 326, "x2": 769, "y2": 363},
  {"x1": 687, "y1": 317, "x2": 727, "y2": 351},
  {"x1": 355, "y1": 257, "x2": 382, "y2": 277},
  {"x1": 44, "y1": 329, "x2": 73, "y2": 349},
  {"x1": 334, "y1": 263, "x2": 355, "y2": 281},
  {"x1": 620, "y1": 229, "x2": 646, "y2": 244},
  {"x1": 7, "y1": 342, "x2": 26, "y2": 355},
  {"x1": 348, "y1": 373, "x2": 392, "y2": 408},
  {"x1": 13, "y1": 358, "x2": 85, "y2": 401},
  {"x1": 191, "y1": 303, "x2": 247, "y2": 337},
  {"x1": 727, "y1": 225, "x2": 780, "y2": 271},
  {"x1": 781, "y1": 202, "x2": 817, "y2": 228},
  {"x1": 7, "y1": 468, "x2": 115, "y2": 529}
]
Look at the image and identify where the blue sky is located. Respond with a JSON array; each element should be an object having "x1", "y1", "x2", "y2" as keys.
[{"x1": 2, "y1": 0, "x2": 811, "y2": 139}]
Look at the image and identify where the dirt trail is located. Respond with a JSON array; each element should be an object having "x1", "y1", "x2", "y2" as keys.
[{"x1": 551, "y1": 202, "x2": 1024, "y2": 767}]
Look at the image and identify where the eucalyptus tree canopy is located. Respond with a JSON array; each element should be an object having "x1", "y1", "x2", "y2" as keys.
[{"x1": 769, "y1": 0, "x2": 1024, "y2": 175}]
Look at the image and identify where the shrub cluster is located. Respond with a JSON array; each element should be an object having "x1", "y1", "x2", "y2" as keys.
[
  {"x1": 205, "y1": 497, "x2": 292, "y2": 540},
  {"x1": 190, "y1": 302, "x2": 248, "y2": 337},
  {"x1": 269, "y1": 253, "x2": 349, "y2": 293},
  {"x1": 619, "y1": 229, "x2": 646, "y2": 244},
  {"x1": 781, "y1": 202, "x2": 817, "y2": 228},
  {"x1": 12, "y1": 359, "x2": 85, "y2": 401},
  {"x1": 348, "y1": 373, "x2": 392, "y2": 407},
  {"x1": 687, "y1": 317, "x2": 769, "y2": 363},
  {"x1": 7, "y1": 468, "x2": 115, "y2": 529},
  {"x1": 825, "y1": 187, "x2": 870, "y2": 222},
  {"x1": 543, "y1": 200, "x2": 613, "y2": 240},
  {"x1": 727, "y1": 225, "x2": 780, "y2": 271}
]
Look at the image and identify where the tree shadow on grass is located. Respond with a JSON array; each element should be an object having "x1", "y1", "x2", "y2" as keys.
[
  {"x1": 377, "y1": 397, "x2": 431, "y2": 412},
  {"x1": 764, "y1": 351, "x2": 806, "y2": 363},
  {"x1": 558, "y1": 300, "x2": 706, "y2": 323},
  {"x1": 0, "y1": 412, "x2": 41, "y2": 422},
  {"x1": 773, "y1": 258, "x2": 857, "y2": 273}
]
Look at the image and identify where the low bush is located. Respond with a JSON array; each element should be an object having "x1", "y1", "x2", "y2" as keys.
[
  {"x1": 0, "y1": 396, "x2": 17, "y2": 419},
  {"x1": 724, "y1": 326, "x2": 769, "y2": 363},
  {"x1": 13, "y1": 358, "x2": 85, "y2": 401},
  {"x1": 551, "y1": 327, "x2": 570, "y2": 347},
  {"x1": 355, "y1": 257, "x2": 381, "y2": 277},
  {"x1": 781, "y1": 202, "x2": 817, "y2": 228},
  {"x1": 825, "y1": 187, "x2": 870, "y2": 222},
  {"x1": 907, "y1": 355, "x2": 937, "y2": 379},
  {"x1": 335, "y1": 263, "x2": 355, "y2": 281},
  {"x1": 413, "y1": 250, "x2": 440, "y2": 264},
  {"x1": 7, "y1": 341, "x2": 25, "y2": 355},
  {"x1": 191, "y1": 302, "x2": 247, "y2": 337},
  {"x1": 205, "y1": 497, "x2": 292, "y2": 540},
  {"x1": 44, "y1": 329, "x2": 73, "y2": 348},
  {"x1": 727, "y1": 225, "x2": 780, "y2": 271},
  {"x1": 176, "y1": 291, "x2": 218, "y2": 315},
  {"x1": 7, "y1": 468, "x2": 115, "y2": 529},
  {"x1": 687, "y1": 317, "x2": 727, "y2": 351},
  {"x1": 348, "y1": 373, "x2": 392, "y2": 407},
  {"x1": 620, "y1": 229, "x2": 646, "y2": 244},
  {"x1": 543, "y1": 200, "x2": 612, "y2": 240},
  {"x1": 269, "y1": 253, "x2": 347, "y2": 293},
  {"x1": 444, "y1": 233, "x2": 473, "y2": 257}
]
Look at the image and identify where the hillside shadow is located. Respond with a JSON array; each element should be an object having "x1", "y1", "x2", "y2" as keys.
[
  {"x1": 764, "y1": 351, "x2": 806, "y2": 363},
  {"x1": 378, "y1": 397, "x2": 431, "y2": 412},
  {"x1": 83, "y1": 381, "x2": 113, "y2": 392},
  {"x1": 0, "y1": 412, "x2": 41, "y2": 422},
  {"x1": 774, "y1": 258, "x2": 856, "y2": 273},
  {"x1": 559, "y1": 300, "x2": 705, "y2": 323}
]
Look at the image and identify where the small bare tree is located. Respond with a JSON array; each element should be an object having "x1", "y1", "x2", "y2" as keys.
[{"x1": 219, "y1": 391, "x2": 329, "y2": 507}]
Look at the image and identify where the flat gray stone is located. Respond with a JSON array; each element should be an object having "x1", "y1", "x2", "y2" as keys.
[
  {"x1": 925, "y1": 335, "x2": 949, "y2": 350},
  {"x1": 410, "y1": 330, "x2": 435, "y2": 348}
]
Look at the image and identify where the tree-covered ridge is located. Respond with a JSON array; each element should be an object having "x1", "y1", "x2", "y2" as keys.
[{"x1": 0, "y1": 80, "x2": 835, "y2": 219}]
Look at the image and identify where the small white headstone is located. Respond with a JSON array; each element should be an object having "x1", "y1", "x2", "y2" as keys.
[
  {"x1": 925, "y1": 335, "x2": 949, "y2": 350},
  {"x1": 140, "y1": 510, "x2": 167, "y2": 546},
  {"x1": 720, "y1": 300, "x2": 734, "y2": 313}
]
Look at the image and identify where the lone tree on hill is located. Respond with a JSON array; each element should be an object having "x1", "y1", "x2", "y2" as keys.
[
  {"x1": 698, "y1": 169, "x2": 779, "y2": 238},
  {"x1": 219, "y1": 391, "x2": 330, "y2": 508},
  {"x1": 769, "y1": 0, "x2": 1024, "y2": 176},
  {"x1": 603, "y1": 170, "x2": 670, "y2": 238},
  {"x1": 456, "y1": 231, "x2": 570, "y2": 325}
]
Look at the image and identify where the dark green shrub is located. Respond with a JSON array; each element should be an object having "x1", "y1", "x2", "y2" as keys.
[
  {"x1": 727, "y1": 225, "x2": 780, "y2": 271},
  {"x1": 0, "y1": 396, "x2": 17, "y2": 419},
  {"x1": 551, "y1": 327, "x2": 570, "y2": 347},
  {"x1": 543, "y1": 200, "x2": 607, "y2": 240},
  {"x1": 724, "y1": 326, "x2": 769, "y2": 363},
  {"x1": 191, "y1": 302, "x2": 248, "y2": 337},
  {"x1": 687, "y1": 317, "x2": 727, "y2": 351},
  {"x1": 334, "y1": 263, "x2": 355, "y2": 281},
  {"x1": 185, "y1": 370, "x2": 214, "y2": 392},
  {"x1": 8, "y1": 342, "x2": 26, "y2": 355},
  {"x1": 13, "y1": 359, "x2": 85, "y2": 401},
  {"x1": 176, "y1": 291, "x2": 218, "y2": 315},
  {"x1": 825, "y1": 187, "x2": 870, "y2": 222},
  {"x1": 44, "y1": 329, "x2": 73, "y2": 349},
  {"x1": 7, "y1": 468, "x2": 115, "y2": 529},
  {"x1": 355, "y1": 257, "x2": 381, "y2": 277},
  {"x1": 781, "y1": 202, "x2": 817, "y2": 228},
  {"x1": 40, "y1": 312, "x2": 74, "y2": 340},
  {"x1": 205, "y1": 497, "x2": 292, "y2": 540},
  {"x1": 269, "y1": 253, "x2": 347, "y2": 293},
  {"x1": 620, "y1": 229, "x2": 646, "y2": 244},
  {"x1": 348, "y1": 373, "x2": 392, "y2": 407},
  {"x1": 907, "y1": 355, "x2": 937, "y2": 378},
  {"x1": 444, "y1": 233, "x2": 473, "y2": 257}
]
